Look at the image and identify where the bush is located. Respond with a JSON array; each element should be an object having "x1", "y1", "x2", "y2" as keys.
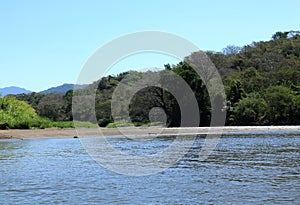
[
  {"x1": 0, "y1": 97, "x2": 72, "y2": 129},
  {"x1": 98, "y1": 118, "x2": 112, "y2": 127},
  {"x1": 106, "y1": 121, "x2": 134, "y2": 128},
  {"x1": 233, "y1": 94, "x2": 267, "y2": 125}
]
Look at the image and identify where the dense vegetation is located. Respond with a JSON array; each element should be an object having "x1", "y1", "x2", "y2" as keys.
[
  {"x1": 218, "y1": 31, "x2": 300, "y2": 125},
  {"x1": 1, "y1": 31, "x2": 299, "y2": 129},
  {"x1": 0, "y1": 96, "x2": 75, "y2": 129}
]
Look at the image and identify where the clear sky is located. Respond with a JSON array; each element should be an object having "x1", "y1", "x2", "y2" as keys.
[{"x1": 1, "y1": 0, "x2": 299, "y2": 92}]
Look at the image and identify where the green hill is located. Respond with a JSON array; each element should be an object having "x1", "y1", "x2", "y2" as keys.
[{"x1": 10, "y1": 31, "x2": 300, "y2": 127}]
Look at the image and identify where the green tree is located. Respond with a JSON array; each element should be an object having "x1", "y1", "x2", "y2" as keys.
[
  {"x1": 233, "y1": 93, "x2": 267, "y2": 125},
  {"x1": 264, "y1": 86, "x2": 294, "y2": 124},
  {"x1": 36, "y1": 93, "x2": 66, "y2": 121},
  {"x1": 272, "y1": 31, "x2": 289, "y2": 40},
  {"x1": 0, "y1": 97, "x2": 40, "y2": 129},
  {"x1": 225, "y1": 77, "x2": 245, "y2": 105},
  {"x1": 171, "y1": 62, "x2": 211, "y2": 126},
  {"x1": 96, "y1": 101, "x2": 112, "y2": 127},
  {"x1": 291, "y1": 95, "x2": 300, "y2": 124}
]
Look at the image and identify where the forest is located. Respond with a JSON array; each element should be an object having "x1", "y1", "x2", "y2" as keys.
[{"x1": 1, "y1": 31, "x2": 299, "y2": 129}]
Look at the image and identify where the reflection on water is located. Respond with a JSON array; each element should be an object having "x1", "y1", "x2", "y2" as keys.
[{"x1": 0, "y1": 134, "x2": 299, "y2": 204}]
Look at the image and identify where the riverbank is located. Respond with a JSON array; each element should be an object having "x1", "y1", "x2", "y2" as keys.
[{"x1": 0, "y1": 126, "x2": 300, "y2": 140}]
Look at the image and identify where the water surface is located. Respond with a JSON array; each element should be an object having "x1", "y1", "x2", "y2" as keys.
[{"x1": 0, "y1": 133, "x2": 299, "y2": 204}]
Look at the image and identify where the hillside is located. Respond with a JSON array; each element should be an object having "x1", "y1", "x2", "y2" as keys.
[
  {"x1": 10, "y1": 31, "x2": 300, "y2": 127},
  {"x1": 0, "y1": 86, "x2": 31, "y2": 96}
]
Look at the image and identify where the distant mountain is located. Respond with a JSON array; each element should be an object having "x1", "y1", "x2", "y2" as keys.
[
  {"x1": 40, "y1": 83, "x2": 87, "y2": 94},
  {"x1": 0, "y1": 86, "x2": 32, "y2": 96}
]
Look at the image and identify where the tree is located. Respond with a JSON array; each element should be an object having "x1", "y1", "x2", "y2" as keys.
[
  {"x1": 225, "y1": 77, "x2": 245, "y2": 105},
  {"x1": 36, "y1": 93, "x2": 66, "y2": 121},
  {"x1": 233, "y1": 93, "x2": 267, "y2": 125},
  {"x1": 291, "y1": 95, "x2": 300, "y2": 124},
  {"x1": 171, "y1": 61, "x2": 211, "y2": 126},
  {"x1": 272, "y1": 31, "x2": 289, "y2": 40},
  {"x1": 6, "y1": 30, "x2": 300, "y2": 126},
  {"x1": 96, "y1": 102, "x2": 112, "y2": 127},
  {"x1": 222, "y1": 45, "x2": 242, "y2": 55},
  {"x1": 0, "y1": 97, "x2": 41, "y2": 129},
  {"x1": 264, "y1": 86, "x2": 294, "y2": 124}
]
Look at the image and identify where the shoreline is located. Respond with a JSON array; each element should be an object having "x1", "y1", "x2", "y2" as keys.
[{"x1": 0, "y1": 126, "x2": 300, "y2": 140}]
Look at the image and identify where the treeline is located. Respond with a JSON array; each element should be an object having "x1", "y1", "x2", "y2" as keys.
[
  {"x1": 0, "y1": 96, "x2": 75, "y2": 129},
  {"x1": 14, "y1": 91, "x2": 73, "y2": 122},
  {"x1": 218, "y1": 31, "x2": 300, "y2": 125},
  {"x1": 3, "y1": 31, "x2": 299, "y2": 128}
]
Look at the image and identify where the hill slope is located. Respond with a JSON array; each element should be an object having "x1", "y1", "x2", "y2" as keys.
[{"x1": 10, "y1": 31, "x2": 300, "y2": 126}]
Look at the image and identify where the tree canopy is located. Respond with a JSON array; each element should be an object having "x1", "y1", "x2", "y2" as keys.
[{"x1": 4, "y1": 30, "x2": 300, "y2": 128}]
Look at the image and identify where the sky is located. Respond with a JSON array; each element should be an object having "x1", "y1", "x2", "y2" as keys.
[{"x1": 0, "y1": 0, "x2": 299, "y2": 92}]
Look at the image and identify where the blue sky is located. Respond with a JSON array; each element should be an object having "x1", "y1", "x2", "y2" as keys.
[{"x1": 0, "y1": 0, "x2": 299, "y2": 91}]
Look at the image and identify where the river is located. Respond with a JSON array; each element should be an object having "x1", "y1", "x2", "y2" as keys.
[{"x1": 0, "y1": 132, "x2": 299, "y2": 204}]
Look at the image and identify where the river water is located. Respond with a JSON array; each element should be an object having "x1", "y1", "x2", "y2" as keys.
[{"x1": 0, "y1": 133, "x2": 299, "y2": 204}]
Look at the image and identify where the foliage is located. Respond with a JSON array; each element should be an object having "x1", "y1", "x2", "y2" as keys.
[
  {"x1": 264, "y1": 86, "x2": 294, "y2": 124},
  {"x1": 233, "y1": 93, "x2": 267, "y2": 125},
  {"x1": 0, "y1": 96, "x2": 49, "y2": 129},
  {"x1": 214, "y1": 31, "x2": 300, "y2": 125},
  {"x1": 106, "y1": 120, "x2": 135, "y2": 128},
  {"x1": 15, "y1": 91, "x2": 73, "y2": 122},
  {"x1": 0, "y1": 96, "x2": 95, "y2": 129},
  {"x1": 6, "y1": 30, "x2": 300, "y2": 127},
  {"x1": 73, "y1": 121, "x2": 98, "y2": 128}
]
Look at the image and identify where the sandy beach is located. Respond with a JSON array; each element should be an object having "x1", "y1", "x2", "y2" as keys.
[{"x1": 0, "y1": 126, "x2": 299, "y2": 140}]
